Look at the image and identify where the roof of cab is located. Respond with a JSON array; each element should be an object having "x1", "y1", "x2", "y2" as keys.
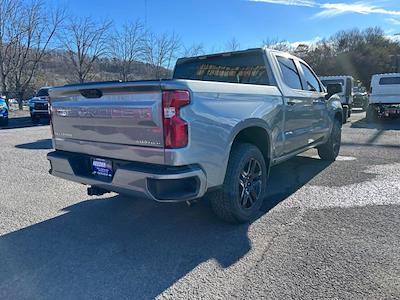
[
  {"x1": 177, "y1": 47, "x2": 267, "y2": 63},
  {"x1": 371, "y1": 73, "x2": 400, "y2": 78},
  {"x1": 319, "y1": 75, "x2": 354, "y2": 80}
]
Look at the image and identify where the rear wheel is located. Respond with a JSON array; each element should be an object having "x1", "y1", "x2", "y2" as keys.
[
  {"x1": 342, "y1": 106, "x2": 348, "y2": 124},
  {"x1": 362, "y1": 100, "x2": 368, "y2": 111},
  {"x1": 366, "y1": 105, "x2": 378, "y2": 123},
  {"x1": 210, "y1": 143, "x2": 267, "y2": 223},
  {"x1": 317, "y1": 118, "x2": 341, "y2": 161}
]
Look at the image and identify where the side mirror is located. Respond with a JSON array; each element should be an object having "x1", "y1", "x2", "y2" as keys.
[{"x1": 326, "y1": 83, "x2": 343, "y2": 99}]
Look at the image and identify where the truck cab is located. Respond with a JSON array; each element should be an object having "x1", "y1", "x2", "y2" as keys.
[
  {"x1": 29, "y1": 87, "x2": 51, "y2": 124},
  {"x1": 320, "y1": 76, "x2": 354, "y2": 123},
  {"x1": 368, "y1": 73, "x2": 400, "y2": 121}
]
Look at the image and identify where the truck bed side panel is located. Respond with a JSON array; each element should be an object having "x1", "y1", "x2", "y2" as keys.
[{"x1": 161, "y1": 80, "x2": 284, "y2": 187}]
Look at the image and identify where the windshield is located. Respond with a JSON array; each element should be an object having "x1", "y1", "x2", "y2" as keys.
[{"x1": 36, "y1": 88, "x2": 49, "y2": 97}]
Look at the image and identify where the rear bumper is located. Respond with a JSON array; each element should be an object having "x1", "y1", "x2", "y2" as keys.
[
  {"x1": 30, "y1": 109, "x2": 49, "y2": 117},
  {"x1": 47, "y1": 151, "x2": 207, "y2": 202}
]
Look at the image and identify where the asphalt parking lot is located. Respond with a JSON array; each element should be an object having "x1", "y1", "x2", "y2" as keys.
[{"x1": 0, "y1": 111, "x2": 399, "y2": 299}]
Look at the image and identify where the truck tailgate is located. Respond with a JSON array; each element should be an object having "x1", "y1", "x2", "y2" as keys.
[{"x1": 49, "y1": 82, "x2": 165, "y2": 162}]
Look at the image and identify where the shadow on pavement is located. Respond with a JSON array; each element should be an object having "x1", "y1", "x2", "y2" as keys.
[
  {"x1": 351, "y1": 117, "x2": 400, "y2": 130},
  {"x1": 15, "y1": 139, "x2": 52, "y2": 150},
  {"x1": 0, "y1": 116, "x2": 49, "y2": 130},
  {"x1": 0, "y1": 156, "x2": 331, "y2": 299},
  {"x1": 262, "y1": 156, "x2": 331, "y2": 212}
]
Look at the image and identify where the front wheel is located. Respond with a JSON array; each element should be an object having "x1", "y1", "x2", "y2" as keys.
[
  {"x1": 210, "y1": 143, "x2": 268, "y2": 223},
  {"x1": 342, "y1": 106, "x2": 348, "y2": 124},
  {"x1": 317, "y1": 118, "x2": 342, "y2": 161}
]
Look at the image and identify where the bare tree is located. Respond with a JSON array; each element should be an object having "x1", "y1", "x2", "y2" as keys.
[
  {"x1": 262, "y1": 38, "x2": 291, "y2": 52},
  {"x1": 225, "y1": 38, "x2": 240, "y2": 51},
  {"x1": 10, "y1": 1, "x2": 64, "y2": 108},
  {"x1": 0, "y1": 0, "x2": 22, "y2": 103},
  {"x1": 142, "y1": 32, "x2": 181, "y2": 79},
  {"x1": 182, "y1": 43, "x2": 204, "y2": 57},
  {"x1": 109, "y1": 20, "x2": 145, "y2": 81},
  {"x1": 60, "y1": 17, "x2": 111, "y2": 83}
]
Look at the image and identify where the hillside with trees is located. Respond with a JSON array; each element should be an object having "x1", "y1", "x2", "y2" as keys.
[{"x1": 294, "y1": 27, "x2": 400, "y2": 89}]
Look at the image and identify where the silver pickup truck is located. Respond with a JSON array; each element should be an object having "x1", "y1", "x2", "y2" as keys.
[{"x1": 47, "y1": 48, "x2": 343, "y2": 223}]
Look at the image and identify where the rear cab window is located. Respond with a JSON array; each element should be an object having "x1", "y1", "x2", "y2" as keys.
[
  {"x1": 276, "y1": 56, "x2": 303, "y2": 90},
  {"x1": 379, "y1": 77, "x2": 400, "y2": 85},
  {"x1": 321, "y1": 79, "x2": 345, "y2": 94},
  {"x1": 173, "y1": 51, "x2": 271, "y2": 85}
]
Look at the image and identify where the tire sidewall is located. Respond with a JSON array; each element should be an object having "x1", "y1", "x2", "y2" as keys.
[
  {"x1": 225, "y1": 144, "x2": 267, "y2": 222},
  {"x1": 332, "y1": 119, "x2": 341, "y2": 157}
]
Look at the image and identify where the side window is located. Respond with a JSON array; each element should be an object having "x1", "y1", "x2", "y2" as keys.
[
  {"x1": 277, "y1": 56, "x2": 303, "y2": 90},
  {"x1": 299, "y1": 62, "x2": 321, "y2": 92}
]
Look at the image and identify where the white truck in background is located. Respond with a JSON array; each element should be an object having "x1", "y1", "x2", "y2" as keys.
[
  {"x1": 367, "y1": 73, "x2": 400, "y2": 122},
  {"x1": 320, "y1": 76, "x2": 354, "y2": 123}
]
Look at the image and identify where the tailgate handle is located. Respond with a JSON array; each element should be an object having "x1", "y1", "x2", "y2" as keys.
[{"x1": 80, "y1": 89, "x2": 103, "y2": 98}]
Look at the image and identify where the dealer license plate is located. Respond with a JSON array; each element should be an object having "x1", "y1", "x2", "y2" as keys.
[{"x1": 92, "y1": 158, "x2": 113, "y2": 177}]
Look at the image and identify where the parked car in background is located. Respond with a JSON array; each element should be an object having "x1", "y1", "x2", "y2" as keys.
[
  {"x1": 8, "y1": 99, "x2": 18, "y2": 106},
  {"x1": 320, "y1": 76, "x2": 354, "y2": 123},
  {"x1": 352, "y1": 86, "x2": 368, "y2": 110},
  {"x1": 29, "y1": 87, "x2": 51, "y2": 124},
  {"x1": 47, "y1": 48, "x2": 343, "y2": 223},
  {"x1": 0, "y1": 98, "x2": 9, "y2": 126},
  {"x1": 368, "y1": 73, "x2": 400, "y2": 122}
]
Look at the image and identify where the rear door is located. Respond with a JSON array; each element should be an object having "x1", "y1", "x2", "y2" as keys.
[
  {"x1": 297, "y1": 61, "x2": 330, "y2": 141},
  {"x1": 274, "y1": 54, "x2": 315, "y2": 154}
]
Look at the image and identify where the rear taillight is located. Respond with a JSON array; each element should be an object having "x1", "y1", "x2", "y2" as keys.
[
  {"x1": 48, "y1": 98, "x2": 55, "y2": 138},
  {"x1": 162, "y1": 90, "x2": 190, "y2": 149}
]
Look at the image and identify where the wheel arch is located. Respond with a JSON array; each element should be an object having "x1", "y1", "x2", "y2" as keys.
[
  {"x1": 227, "y1": 119, "x2": 273, "y2": 174},
  {"x1": 334, "y1": 110, "x2": 343, "y2": 124}
]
